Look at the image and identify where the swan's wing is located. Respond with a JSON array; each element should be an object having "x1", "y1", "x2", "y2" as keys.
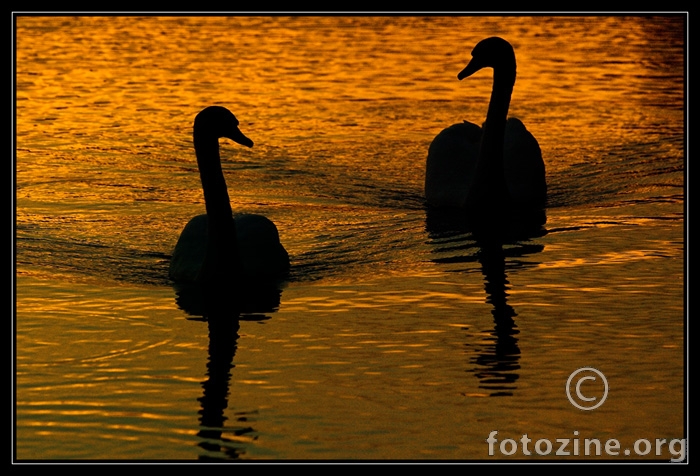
[
  {"x1": 503, "y1": 118, "x2": 547, "y2": 207},
  {"x1": 234, "y1": 214, "x2": 290, "y2": 278},
  {"x1": 169, "y1": 214, "x2": 209, "y2": 282},
  {"x1": 425, "y1": 121, "x2": 482, "y2": 208}
]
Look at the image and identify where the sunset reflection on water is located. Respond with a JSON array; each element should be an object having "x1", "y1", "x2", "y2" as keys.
[{"x1": 15, "y1": 15, "x2": 685, "y2": 461}]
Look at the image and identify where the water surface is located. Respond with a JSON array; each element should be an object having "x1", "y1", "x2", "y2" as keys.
[{"x1": 14, "y1": 15, "x2": 686, "y2": 461}]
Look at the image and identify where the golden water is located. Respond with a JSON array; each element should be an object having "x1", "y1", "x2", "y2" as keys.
[{"x1": 15, "y1": 15, "x2": 685, "y2": 461}]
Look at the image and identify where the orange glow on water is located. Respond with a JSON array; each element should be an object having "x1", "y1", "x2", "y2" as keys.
[{"x1": 15, "y1": 15, "x2": 685, "y2": 460}]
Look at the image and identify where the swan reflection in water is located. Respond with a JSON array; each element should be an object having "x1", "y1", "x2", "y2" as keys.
[
  {"x1": 174, "y1": 279, "x2": 285, "y2": 460},
  {"x1": 425, "y1": 207, "x2": 546, "y2": 397},
  {"x1": 424, "y1": 35, "x2": 548, "y2": 396}
]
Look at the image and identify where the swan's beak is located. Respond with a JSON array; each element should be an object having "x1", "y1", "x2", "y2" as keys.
[
  {"x1": 457, "y1": 58, "x2": 483, "y2": 80},
  {"x1": 227, "y1": 127, "x2": 254, "y2": 148}
]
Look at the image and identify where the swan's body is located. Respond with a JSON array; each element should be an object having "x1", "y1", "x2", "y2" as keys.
[
  {"x1": 169, "y1": 106, "x2": 289, "y2": 285},
  {"x1": 425, "y1": 37, "x2": 546, "y2": 213}
]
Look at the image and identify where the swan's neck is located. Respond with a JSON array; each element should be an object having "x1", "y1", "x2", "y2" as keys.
[
  {"x1": 194, "y1": 135, "x2": 234, "y2": 221},
  {"x1": 465, "y1": 67, "x2": 515, "y2": 213},
  {"x1": 484, "y1": 68, "x2": 514, "y2": 127},
  {"x1": 193, "y1": 134, "x2": 241, "y2": 283}
]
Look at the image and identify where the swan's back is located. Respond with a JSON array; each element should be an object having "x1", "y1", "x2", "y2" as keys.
[
  {"x1": 425, "y1": 118, "x2": 545, "y2": 209},
  {"x1": 169, "y1": 213, "x2": 290, "y2": 283}
]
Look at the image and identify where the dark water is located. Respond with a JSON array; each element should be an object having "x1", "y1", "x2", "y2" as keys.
[{"x1": 15, "y1": 15, "x2": 686, "y2": 461}]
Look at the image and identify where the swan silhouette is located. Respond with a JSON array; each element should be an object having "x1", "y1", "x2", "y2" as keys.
[
  {"x1": 425, "y1": 37, "x2": 546, "y2": 214},
  {"x1": 169, "y1": 106, "x2": 289, "y2": 286}
]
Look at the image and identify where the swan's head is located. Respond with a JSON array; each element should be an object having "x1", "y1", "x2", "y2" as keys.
[
  {"x1": 194, "y1": 105, "x2": 254, "y2": 148},
  {"x1": 457, "y1": 37, "x2": 516, "y2": 80}
]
